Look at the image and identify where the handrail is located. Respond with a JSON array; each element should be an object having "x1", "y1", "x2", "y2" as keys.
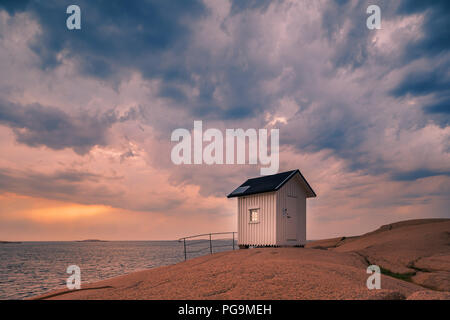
[
  {"x1": 178, "y1": 231, "x2": 237, "y2": 241},
  {"x1": 178, "y1": 232, "x2": 237, "y2": 261}
]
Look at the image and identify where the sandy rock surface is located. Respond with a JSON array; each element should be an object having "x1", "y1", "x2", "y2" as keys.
[
  {"x1": 333, "y1": 220, "x2": 450, "y2": 273},
  {"x1": 34, "y1": 219, "x2": 450, "y2": 300},
  {"x1": 412, "y1": 272, "x2": 450, "y2": 291},
  {"x1": 34, "y1": 248, "x2": 426, "y2": 300},
  {"x1": 406, "y1": 290, "x2": 450, "y2": 300},
  {"x1": 414, "y1": 254, "x2": 450, "y2": 272}
]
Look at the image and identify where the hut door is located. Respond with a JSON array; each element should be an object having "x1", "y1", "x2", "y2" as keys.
[{"x1": 286, "y1": 196, "x2": 297, "y2": 240}]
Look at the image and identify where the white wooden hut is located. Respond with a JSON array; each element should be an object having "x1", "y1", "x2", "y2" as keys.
[{"x1": 227, "y1": 169, "x2": 316, "y2": 247}]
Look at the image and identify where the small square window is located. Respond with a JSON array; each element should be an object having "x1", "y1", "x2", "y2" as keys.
[{"x1": 249, "y1": 208, "x2": 259, "y2": 223}]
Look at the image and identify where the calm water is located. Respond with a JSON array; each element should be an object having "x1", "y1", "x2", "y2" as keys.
[{"x1": 0, "y1": 240, "x2": 236, "y2": 300}]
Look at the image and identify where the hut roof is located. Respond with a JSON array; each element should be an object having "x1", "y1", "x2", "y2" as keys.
[{"x1": 227, "y1": 169, "x2": 316, "y2": 198}]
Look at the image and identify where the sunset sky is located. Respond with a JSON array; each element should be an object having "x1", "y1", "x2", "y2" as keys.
[{"x1": 0, "y1": 0, "x2": 449, "y2": 241}]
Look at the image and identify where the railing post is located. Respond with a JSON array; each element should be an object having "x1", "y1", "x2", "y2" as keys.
[
  {"x1": 209, "y1": 233, "x2": 212, "y2": 254},
  {"x1": 180, "y1": 232, "x2": 237, "y2": 261},
  {"x1": 232, "y1": 232, "x2": 235, "y2": 250}
]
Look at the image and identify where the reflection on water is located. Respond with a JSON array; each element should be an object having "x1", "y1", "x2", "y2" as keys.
[{"x1": 0, "y1": 240, "x2": 236, "y2": 299}]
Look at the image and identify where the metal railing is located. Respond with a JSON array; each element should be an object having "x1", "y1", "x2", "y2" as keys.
[{"x1": 178, "y1": 232, "x2": 237, "y2": 261}]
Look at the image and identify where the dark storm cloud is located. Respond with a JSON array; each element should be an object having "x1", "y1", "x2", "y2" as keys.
[
  {"x1": 424, "y1": 98, "x2": 450, "y2": 114},
  {"x1": 391, "y1": 169, "x2": 450, "y2": 181},
  {"x1": 0, "y1": 0, "x2": 206, "y2": 77},
  {"x1": 422, "y1": 97, "x2": 450, "y2": 127},
  {"x1": 0, "y1": 0, "x2": 30, "y2": 14},
  {"x1": 0, "y1": 167, "x2": 112, "y2": 195},
  {"x1": 396, "y1": 0, "x2": 450, "y2": 60},
  {"x1": 229, "y1": 0, "x2": 275, "y2": 14},
  {"x1": 1, "y1": 0, "x2": 448, "y2": 186},
  {"x1": 0, "y1": 167, "x2": 123, "y2": 205},
  {"x1": 390, "y1": 58, "x2": 450, "y2": 127},
  {"x1": 322, "y1": 0, "x2": 450, "y2": 70},
  {"x1": 1, "y1": 0, "x2": 447, "y2": 123},
  {"x1": 286, "y1": 103, "x2": 367, "y2": 155},
  {"x1": 321, "y1": 0, "x2": 374, "y2": 69},
  {"x1": 0, "y1": 167, "x2": 186, "y2": 213},
  {"x1": 390, "y1": 61, "x2": 450, "y2": 98},
  {"x1": 0, "y1": 99, "x2": 128, "y2": 154},
  {"x1": 0, "y1": 0, "x2": 269, "y2": 120}
]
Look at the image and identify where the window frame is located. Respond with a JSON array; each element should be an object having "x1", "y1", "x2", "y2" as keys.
[{"x1": 249, "y1": 208, "x2": 260, "y2": 224}]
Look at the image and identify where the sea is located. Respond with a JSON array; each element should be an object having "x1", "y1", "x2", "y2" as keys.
[{"x1": 0, "y1": 239, "x2": 237, "y2": 299}]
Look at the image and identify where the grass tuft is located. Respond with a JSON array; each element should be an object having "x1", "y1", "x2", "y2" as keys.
[{"x1": 379, "y1": 267, "x2": 415, "y2": 282}]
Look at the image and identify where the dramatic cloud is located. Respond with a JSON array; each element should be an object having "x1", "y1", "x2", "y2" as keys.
[
  {"x1": 0, "y1": 99, "x2": 124, "y2": 154},
  {"x1": 0, "y1": 0, "x2": 448, "y2": 240},
  {"x1": 0, "y1": 0, "x2": 206, "y2": 77},
  {"x1": 396, "y1": 0, "x2": 450, "y2": 59}
]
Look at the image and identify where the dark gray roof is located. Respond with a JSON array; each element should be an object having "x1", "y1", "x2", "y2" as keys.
[{"x1": 227, "y1": 169, "x2": 316, "y2": 198}]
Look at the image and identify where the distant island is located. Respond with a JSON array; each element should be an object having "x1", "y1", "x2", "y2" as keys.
[
  {"x1": 75, "y1": 239, "x2": 108, "y2": 242},
  {"x1": 0, "y1": 241, "x2": 22, "y2": 244}
]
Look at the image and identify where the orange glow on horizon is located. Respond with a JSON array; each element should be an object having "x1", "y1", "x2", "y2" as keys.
[{"x1": 0, "y1": 193, "x2": 114, "y2": 223}]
